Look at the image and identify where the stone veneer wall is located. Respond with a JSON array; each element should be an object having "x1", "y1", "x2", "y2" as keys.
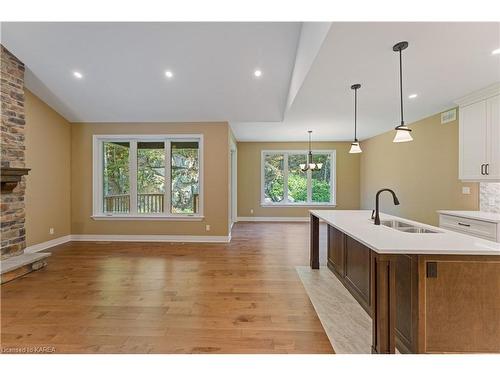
[
  {"x1": 480, "y1": 182, "x2": 500, "y2": 213},
  {"x1": 1, "y1": 45, "x2": 27, "y2": 260}
]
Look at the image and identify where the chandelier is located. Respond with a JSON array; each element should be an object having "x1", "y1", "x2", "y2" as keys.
[{"x1": 300, "y1": 131, "x2": 323, "y2": 172}]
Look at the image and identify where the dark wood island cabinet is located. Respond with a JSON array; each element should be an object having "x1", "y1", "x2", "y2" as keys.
[
  {"x1": 311, "y1": 210, "x2": 500, "y2": 354},
  {"x1": 328, "y1": 226, "x2": 372, "y2": 314},
  {"x1": 327, "y1": 225, "x2": 419, "y2": 353}
]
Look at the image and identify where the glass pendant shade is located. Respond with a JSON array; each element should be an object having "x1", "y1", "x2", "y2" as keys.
[
  {"x1": 349, "y1": 141, "x2": 362, "y2": 153},
  {"x1": 349, "y1": 84, "x2": 362, "y2": 154},
  {"x1": 393, "y1": 127, "x2": 413, "y2": 143},
  {"x1": 300, "y1": 162, "x2": 322, "y2": 171}
]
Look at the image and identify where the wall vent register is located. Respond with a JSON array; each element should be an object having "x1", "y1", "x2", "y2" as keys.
[{"x1": 441, "y1": 108, "x2": 457, "y2": 124}]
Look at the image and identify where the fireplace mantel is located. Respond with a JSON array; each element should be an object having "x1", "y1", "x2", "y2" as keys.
[{"x1": 1, "y1": 167, "x2": 30, "y2": 193}]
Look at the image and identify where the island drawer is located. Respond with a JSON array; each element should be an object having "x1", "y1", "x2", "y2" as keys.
[{"x1": 439, "y1": 214, "x2": 498, "y2": 241}]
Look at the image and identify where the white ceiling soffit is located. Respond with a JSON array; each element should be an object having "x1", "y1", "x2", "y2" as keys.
[
  {"x1": 232, "y1": 22, "x2": 500, "y2": 142},
  {"x1": 1, "y1": 22, "x2": 301, "y2": 123},
  {"x1": 285, "y1": 22, "x2": 332, "y2": 110}
]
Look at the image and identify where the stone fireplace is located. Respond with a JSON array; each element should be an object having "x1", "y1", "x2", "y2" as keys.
[
  {"x1": 1, "y1": 44, "x2": 28, "y2": 260},
  {"x1": 1, "y1": 44, "x2": 49, "y2": 283}
]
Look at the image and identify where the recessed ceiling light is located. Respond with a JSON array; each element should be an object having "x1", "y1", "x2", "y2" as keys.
[
  {"x1": 492, "y1": 48, "x2": 500, "y2": 55},
  {"x1": 165, "y1": 70, "x2": 173, "y2": 78},
  {"x1": 254, "y1": 69, "x2": 262, "y2": 78},
  {"x1": 73, "y1": 71, "x2": 83, "y2": 79},
  {"x1": 408, "y1": 93, "x2": 418, "y2": 99}
]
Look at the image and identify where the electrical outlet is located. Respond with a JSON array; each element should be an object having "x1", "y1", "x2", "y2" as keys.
[
  {"x1": 49, "y1": 227, "x2": 54, "y2": 235},
  {"x1": 205, "y1": 224, "x2": 211, "y2": 232},
  {"x1": 462, "y1": 186, "x2": 471, "y2": 195},
  {"x1": 250, "y1": 209, "x2": 254, "y2": 214},
  {"x1": 489, "y1": 197, "x2": 496, "y2": 206}
]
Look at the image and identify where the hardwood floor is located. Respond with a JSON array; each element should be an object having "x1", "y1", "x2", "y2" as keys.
[{"x1": 1, "y1": 223, "x2": 334, "y2": 354}]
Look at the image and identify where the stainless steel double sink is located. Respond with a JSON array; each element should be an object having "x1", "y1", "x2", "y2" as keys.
[{"x1": 379, "y1": 220, "x2": 441, "y2": 234}]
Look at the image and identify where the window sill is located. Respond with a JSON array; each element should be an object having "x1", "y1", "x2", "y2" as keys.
[
  {"x1": 92, "y1": 215, "x2": 204, "y2": 221},
  {"x1": 260, "y1": 203, "x2": 337, "y2": 208}
]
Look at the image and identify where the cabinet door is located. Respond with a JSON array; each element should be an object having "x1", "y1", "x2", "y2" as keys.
[
  {"x1": 486, "y1": 95, "x2": 500, "y2": 179},
  {"x1": 424, "y1": 259, "x2": 500, "y2": 353},
  {"x1": 460, "y1": 100, "x2": 487, "y2": 180},
  {"x1": 327, "y1": 225, "x2": 344, "y2": 276},
  {"x1": 344, "y1": 236, "x2": 371, "y2": 312},
  {"x1": 395, "y1": 255, "x2": 418, "y2": 353}
]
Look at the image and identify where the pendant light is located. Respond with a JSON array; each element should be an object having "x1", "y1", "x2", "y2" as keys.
[
  {"x1": 349, "y1": 83, "x2": 362, "y2": 153},
  {"x1": 300, "y1": 131, "x2": 323, "y2": 172},
  {"x1": 392, "y1": 41, "x2": 413, "y2": 143}
]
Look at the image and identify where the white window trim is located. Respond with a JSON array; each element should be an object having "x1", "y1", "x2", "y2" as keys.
[
  {"x1": 260, "y1": 149, "x2": 336, "y2": 207},
  {"x1": 92, "y1": 134, "x2": 204, "y2": 220}
]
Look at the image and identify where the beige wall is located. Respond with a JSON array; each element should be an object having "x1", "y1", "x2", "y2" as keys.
[
  {"x1": 25, "y1": 89, "x2": 72, "y2": 246},
  {"x1": 71, "y1": 122, "x2": 230, "y2": 236},
  {"x1": 237, "y1": 142, "x2": 360, "y2": 217},
  {"x1": 360, "y1": 110, "x2": 479, "y2": 226},
  {"x1": 24, "y1": 87, "x2": 474, "y2": 241}
]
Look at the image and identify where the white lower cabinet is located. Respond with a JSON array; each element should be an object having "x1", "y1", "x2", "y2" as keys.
[{"x1": 439, "y1": 214, "x2": 499, "y2": 242}]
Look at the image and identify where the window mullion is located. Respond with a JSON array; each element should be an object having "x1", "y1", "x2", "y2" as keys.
[
  {"x1": 165, "y1": 140, "x2": 172, "y2": 215},
  {"x1": 331, "y1": 152, "x2": 335, "y2": 204},
  {"x1": 97, "y1": 140, "x2": 104, "y2": 215},
  {"x1": 283, "y1": 153, "x2": 289, "y2": 203},
  {"x1": 261, "y1": 152, "x2": 266, "y2": 205},
  {"x1": 307, "y1": 171, "x2": 311, "y2": 203},
  {"x1": 130, "y1": 141, "x2": 138, "y2": 214}
]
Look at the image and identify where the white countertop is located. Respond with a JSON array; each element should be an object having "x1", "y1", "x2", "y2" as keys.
[
  {"x1": 437, "y1": 210, "x2": 500, "y2": 223},
  {"x1": 310, "y1": 210, "x2": 500, "y2": 256}
]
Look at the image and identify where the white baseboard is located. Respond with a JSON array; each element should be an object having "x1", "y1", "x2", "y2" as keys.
[
  {"x1": 236, "y1": 216, "x2": 309, "y2": 222},
  {"x1": 23, "y1": 234, "x2": 231, "y2": 253},
  {"x1": 70, "y1": 234, "x2": 231, "y2": 243},
  {"x1": 24, "y1": 235, "x2": 72, "y2": 253}
]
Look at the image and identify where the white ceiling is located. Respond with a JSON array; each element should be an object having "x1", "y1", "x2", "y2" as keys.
[
  {"x1": 1, "y1": 22, "x2": 301, "y2": 122},
  {"x1": 1, "y1": 22, "x2": 499, "y2": 141},
  {"x1": 232, "y1": 22, "x2": 500, "y2": 141}
]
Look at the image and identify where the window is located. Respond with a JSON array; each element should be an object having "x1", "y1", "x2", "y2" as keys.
[
  {"x1": 93, "y1": 135, "x2": 203, "y2": 219},
  {"x1": 170, "y1": 141, "x2": 200, "y2": 214},
  {"x1": 261, "y1": 150, "x2": 335, "y2": 206},
  {"x1": 103, "y1": 141, "x2": 130, "y2": 213},
  {"x1": 137, "y1": 141, "x2": 165, "y2": 213}
]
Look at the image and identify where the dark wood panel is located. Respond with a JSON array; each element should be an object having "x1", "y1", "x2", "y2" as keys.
[
  {"x1": 394, "y1": 255, "x2": 418, "y2": 353},
  {"x1": 327, "y1": 225, "x2": 345, "y2": 277},
  {"x1": 310, "y1": 214, "x2": 320, "y2": 269},
  {"x1": 371, "y1": 253, "x2": 396, "y2": 354},
  {"x1": 344, "y1": 236, "x2": 371, "y2": 313},
  {"x1": 422, "y1": 258, "x2": 500, "y2": 353}
]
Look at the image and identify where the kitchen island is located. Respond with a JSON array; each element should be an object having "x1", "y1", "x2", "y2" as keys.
[{"x1": 309, "y1": 210, "x2": 500, "y2": 354}]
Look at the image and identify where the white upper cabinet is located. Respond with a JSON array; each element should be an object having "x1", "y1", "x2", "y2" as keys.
[
  {"x1": 459, "y1": 100, "x2": 487, "y2": 180},
  {"x1": 487, "y1": 94, "x2": 500, "y2": 179},
  {"x1": 456, "y1": 84, "x2": 500, "y2": 181}
]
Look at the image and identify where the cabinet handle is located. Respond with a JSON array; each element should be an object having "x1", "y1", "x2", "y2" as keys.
[
  {"x1": 426, "y1": 262, "x2": 438, "y2": 278},
  {"x1": 485, "y1": 164, "x2": 489, "y2": 175},
  {"x1": 458, "y1": 222, "x2": 471, "y2": 227},
  {"x1": 481, "y1": 164, "x2": 485, "y2": 175}
]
